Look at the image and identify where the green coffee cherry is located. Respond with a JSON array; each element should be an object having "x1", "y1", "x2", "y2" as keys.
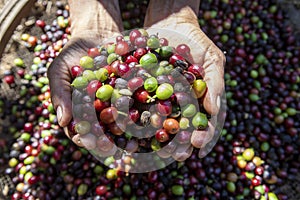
[
  {"x1": 192, "y1": 112, "x2": 208, "y2": 129},
  {"x1": 193, "y1": 79, "x2": 207, "y2": 98},
  {"x1": 179, "y1": 117, "x2": 190, "y2": 129},
  {"x1": 139, "y1": 53, "x2": 158, "y2": 69},
  {"x1": 182, "y1": 104, "x2": 197, "y2": 118},
  {"x1": 107, "y1": 44, "x2": 116, "y2": 54},
  {"x1": 107, "y1": 53, "x2": 118, "y2": 65},
  {"x1": 95, "y1": 68, "x2": 109, "y2": 82},
  {"x1": 147, "y1": 37, "x2": 160, "y2": 49},
  {"x1": 82, "y1": 70, "x2": 97, "y2": 81},
  {"x1": 80, "y1": 56, "x2": 94, "y2": 69},
  {"x1": 156, "y1": 83, "x2": 173, "y2": 100},
  {"x1": 14, "y1": 58, "x2": 25, "y2": 67},
  {"x1": 96, "y1": 84, "x2": 114, "y2": 101},
  {"x1": 144, "y1": 77, "x2": 158, "y2": 92},
  {"x1": 171, "y1": 185, "x2": 184, "y2": 196},
  {"x1": 71, "y1": 76, "x2": 89, "y2": 88},
  {"x1": 159, "y1": 46, "x2": 173, "y2": 58},
  {"x1": 74, "y1": 121, "x2": 91, "y2": 135}
]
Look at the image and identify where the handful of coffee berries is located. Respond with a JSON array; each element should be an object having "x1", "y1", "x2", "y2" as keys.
[{"x1": 68, "y1": 28, "x2": 214, "y2": 172}]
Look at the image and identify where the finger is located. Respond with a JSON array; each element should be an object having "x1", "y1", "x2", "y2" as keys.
[
  {"x1": 47, "y1": 54, "x2": 73, "y2": 128},
  {"x1": 203, "y1": 70, "x2": 224, "y2": 116},
  {"x1": 47, "y1": 37, "x2": 95, "y2": 128},
  {"x1": 191, "y1": 120, "x2": 215, "y2": 149},
  {"x1": 172, "y1": 143, "x2": 193, "y2": 162}
]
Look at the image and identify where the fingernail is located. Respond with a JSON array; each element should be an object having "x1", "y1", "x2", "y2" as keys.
[
  {"x1": 216, "y1": 95, "x2": 220, "y2": 110},
  {"x1": 56, "y1": 106, "x2": 63, "y2": 123}
]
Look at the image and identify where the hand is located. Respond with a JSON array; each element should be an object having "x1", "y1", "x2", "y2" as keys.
[
  {"x1": 145, "y1": 0, "x2": 226, "y2": 160},
  {"x1": 47, "y1": 0, "x2": 123, "y2": 146},
  {"x1": 47, "y1": 35, "x2": 102, "y2": 146}
]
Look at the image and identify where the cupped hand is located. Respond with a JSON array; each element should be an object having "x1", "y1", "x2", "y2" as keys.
[
  {"x1": 47, "y1": 0, "x2": 123, "y2": 146},
  {"x1": 47, "y1": 35, "x2": 104, "y2": 145},
  {"x1": 144, "y1": 1, "x2": 226, "y2": 160},
  {"x1": 169, "y1": 23, "x2": 226, "y2": 159}
]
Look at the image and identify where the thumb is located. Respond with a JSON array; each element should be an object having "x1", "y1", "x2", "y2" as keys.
[
  {"x1": 54, "y1": 97, "x2": 72, "y2": 128},
  {"x1": 202, "y1": 47, "x2": 225, "y2": 116},
  {"x1": 203, "y1": 71, "x2": 224, "y2": 116},
  {"x1": 47, "y1": 59, "x2": 73, "y2": 128}
]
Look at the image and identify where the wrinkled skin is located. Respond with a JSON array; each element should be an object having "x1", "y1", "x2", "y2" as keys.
[{"x1": 47, "y1": 0, "x2": 225, "y2": 159}]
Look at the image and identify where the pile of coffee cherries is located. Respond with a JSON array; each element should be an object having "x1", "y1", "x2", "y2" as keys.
[{"x1": 69, "y1": 28, "x2": 220, "y2": 172}]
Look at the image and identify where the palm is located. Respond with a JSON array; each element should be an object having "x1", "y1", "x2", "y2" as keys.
[
  {"x1": 147, "y1": 25, "x2": 226, "y2": 159},
  {"x1": 48, "y1": 36, "x2": 102, "y2": 142}
]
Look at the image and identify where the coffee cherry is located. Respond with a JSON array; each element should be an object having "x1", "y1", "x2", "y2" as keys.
[
  {"x1": 192, "y1": 79, "x2": 207, "y2": 98},
  {"x1": 182, "y1": 104, "x2": 197, "y2": 118},
  {"x1": 133, "y1": 88, "x2": 151, "y2": 103},
  {"x1": 176, "y1": 44, "x2": 191, "y2": 57},
  {"x1": 159, "y1": 46, "x2": 173, "y2": 58},
  {"x1": 109, "y1": 122, "x2": 125, "y2": 136},
  {"x1": 128, "y1": 108, "x2": 140, "y2": 124},
  {"x1": 86, "y1": 80, "x2": 102, "y2": 97},
  {"x1": 155, "y1": 129, "x2": 169, "y2": 143},
  {"x1": 192, "y1": 112, "x2": 208, "y2": 129},
  {"x1": 125, "y1": 55, "x2": 138, "y2": 64},
  {"x1": 114, "y1": 96, "x2": 133, "y2": 111},
  {"x1": 100, "y1": 107, "x2": 118, "y2": 124},
  {"x1": 163, "y1": 118, "x2": 180, "y2": 134},
  {"x1": 179, "y1": 117, "x2": 190, "y2": 129},
  {"x1": 82, "y1": 70, "x2": 97, "y2": 81},
  {"x1": 80, "y1": 56, "x2": 94, "y2": 69},
  {"x1": 96, "y1": 85, "x2": 114, "y2": 101},
  {"x1": 94, "y1": 68, "x2": 109, "y2": 82},
  {"x1": 242, "y1": 148, "x2": 255, "y2": 161},
  {"x1": 156, "y1": 100, "x2": 173, "y2": 116},
  {"x1": 4, "y1": 75, "x2": 15, "y2": 84},
  {"x1": 107, "y1": 53, "x2": 118, "y2": 65},
  {"x1": 95, "y1": 185, "x2": 108, "y2": 196},
  {"x1": 156, "y1": 83, "x2": 174, "y2": 100},
  {"x1": 94, "y1": 99, "x2": 110, "y2": 112},
  {"x1": 117, "y1": 63, "x2": 131, "y2": 78},
  {"x1": 147, "y1": 36, "x2": 160, "y2": 49},
  {"x1": 115, "y1": 41, "x2": 130, "y2": 56},
  {"x1": 188, "y1": 64, "x2": 205, "y2": 78},
  {"x1": 150, "y1": 113, "x2": 164, "y2": 128},
  {"x1": 134, "y1": 36, "x2": 148, "y2": 48},
  {"x1": 74, "y1": 121, "x2": 91, "y2": 135},
  {"x1": 183, "y1": 71, "x2": 196, "y2": 84},
  {"x1": 169, "y1": 54, "x2": 185, "y2": 65},
  {"x1": 144, "y1": 77, "x2": 158, "y2": 92},
  {"x1": 71, "y1": 76, "x2": 88, "y2": 89},
  {"x1": 159, "y1": 38, "x2": 169, "y2": 46},
  {"x1": 71, "y1": 65, "x2": 84, "y2": 78},
  {"x1": 171, "y1": 185, "x2": 184, "y2": 196},
  {"x1": 133, "y1": 48, "x2": 147, "y2": 60},
  {"x1": 88, "y1": 47, "x2": 100, "y2": 58},
  {"x1": 35, "y1": 19, "x2": 46, "y2": 29},
  {"x1": 127, "y1": 77, "x2": 144, "y2": 91},
  {"x1": 129, "y1": 29, "x2": 142, "y2": 44},
  {"x1": 139, "y1": 53, "x2": 158, "y2": 69}
]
